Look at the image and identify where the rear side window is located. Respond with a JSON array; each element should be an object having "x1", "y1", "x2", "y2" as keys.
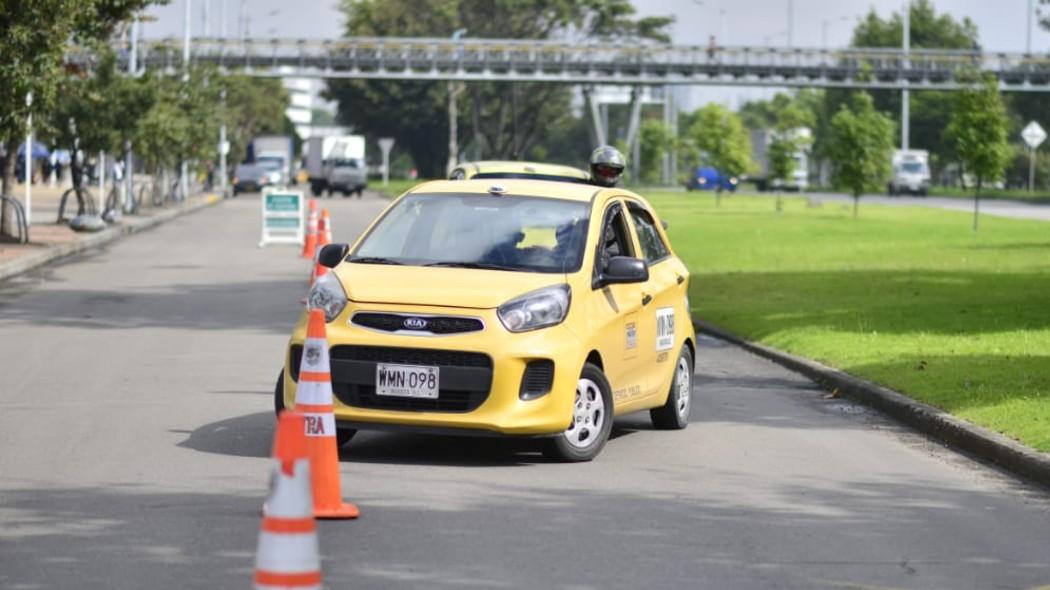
[{"x1": 628, "y1": 207, "x2": 670, "y2": 263}]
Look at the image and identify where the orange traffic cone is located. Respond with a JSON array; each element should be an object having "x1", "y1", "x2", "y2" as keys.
[
  {"x1": 308, "y1": 211, "x2": 330, "y2": 287},
  {"x1": 300, "y1": 200, "x2": 318, "y2": 259},
  {"x1": 294, "y1": 309, "x2": 360, "y2": 519},
  {"x1": 321, "y1": 209, "x2": 333, "y2": 246},
  {"x1": 254, "y1": 411, "x2": 322, "y2": 589}
]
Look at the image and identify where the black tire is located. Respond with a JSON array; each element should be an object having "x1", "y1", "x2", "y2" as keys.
[
  {"x1": 274, "y1": 369, "x2": 356, "y2": 447},
  {"x1": 650, "y1": 346, "x2": 694, "y2": 430},
  {"x1": 542, "y1": 363, "x2": 614, "y2": 462},
  {"x1": 341, "y1": 190, "x2": 351, "y2": 197}
]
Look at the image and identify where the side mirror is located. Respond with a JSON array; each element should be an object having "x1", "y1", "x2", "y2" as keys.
[
  {"x1": 661, "y1": 219, "x2": 669, "y2": 230},
  {"x1": 317, "y1": 243, "x2": 349, "y2": 269},
  {"x1": 599, "y1": 256, "x2": 648, "y2": 287}
]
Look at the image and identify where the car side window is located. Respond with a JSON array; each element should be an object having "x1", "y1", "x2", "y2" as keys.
[
  {"x1": 627, "y1": 205, "x2": 670, "y2": 263},
  {"x1": 596, "y1": 203, "x2": 633, "y2": 275}
]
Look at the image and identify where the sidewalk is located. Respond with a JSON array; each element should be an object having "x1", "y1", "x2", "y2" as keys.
[{"x1": 0, "y1": 183, "x2": 222, "y2": 282}]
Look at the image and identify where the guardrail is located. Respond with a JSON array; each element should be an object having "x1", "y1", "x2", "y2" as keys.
[{"x1": 63, "y1": 37, "x2": 1050, "y2": 90}]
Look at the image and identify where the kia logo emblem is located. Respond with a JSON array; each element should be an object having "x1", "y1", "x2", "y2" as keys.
[{"x1": 403, "y1": 317, "x2": 428, "y2": 330}]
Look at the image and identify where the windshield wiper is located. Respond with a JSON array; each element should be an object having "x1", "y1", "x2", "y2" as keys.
[
  {"x1": 424, "y1": 261, "x2": 523, "y2": 272},
  {"x1": 350, "y1": 256, "x2": 404, "y2": 265}
]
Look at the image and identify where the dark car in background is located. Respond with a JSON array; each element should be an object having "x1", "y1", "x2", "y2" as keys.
[
  {"x1": 686, "y1": 167, "x2": 738, "y2": 192},
  {"x1": 232, "y1": 163, "x2": 282, "y2": 195}
]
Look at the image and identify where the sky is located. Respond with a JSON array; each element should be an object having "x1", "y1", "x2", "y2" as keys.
[{"x1": 137, "y1": 0, "x2": 1050, "y2": 108}]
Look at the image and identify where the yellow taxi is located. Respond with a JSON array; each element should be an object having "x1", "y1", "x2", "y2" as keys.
[
  {"x1": 277, "y1": 178, "x2": 695, "y2": 461},
  {"x1": 449, "y1": 160, "x2": 591, "y2": 183}
]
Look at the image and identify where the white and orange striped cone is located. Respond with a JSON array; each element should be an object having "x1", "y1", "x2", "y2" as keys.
[
  {"x1": 308, "y1": 211, "x2": 331, "y2": 286},
  {"x1": 321, "y1": 209, "x2": 333, "y2": 246},
  {"x1": 300, "y1": 200, "x2": 318, "y2": 259},
  {"x1": 295, "y1": 309, "x2": 360, "y2": 519},
  {"x1": 254, "y1": 411, "x2": 322, "y2": 589}
]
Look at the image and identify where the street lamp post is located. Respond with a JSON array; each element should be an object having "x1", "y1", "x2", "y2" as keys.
[
  {"x1": 24, "y1": 91, "x2": 32, "y2": 226},
  {"x1": 446, "y1": 28, "x2": 467, "y2": 176},
  {"x1": 902, "y1": 0, "x2": 911, "y2": 150},
  {"x1": 787, "y1": 0, "x2": 794, "y2": 48}
]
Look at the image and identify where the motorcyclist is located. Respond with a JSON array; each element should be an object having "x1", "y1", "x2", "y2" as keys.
[{"x1": 588, "y1": 146, "x2": 626, "y2": 187}]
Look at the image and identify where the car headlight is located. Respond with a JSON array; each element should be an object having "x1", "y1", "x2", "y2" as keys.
[
  {"x1": 269, "y1": 171, "x2": 282, "y2": 183},
  {"x1": 306, "y1": 272, "x2": 347, "y2": 322},
  {"x1": 498, "y1": 284, "x2": 571, "y2": 333}
]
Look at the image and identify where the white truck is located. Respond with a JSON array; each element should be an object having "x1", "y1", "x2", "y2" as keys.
[
  {"x1": 749, "y1": 128, "x2": 810, "y2": 191},
  {"x1": 888, "y1": 149, "x2": 931, "y2": 196},
  {"x1": 303, "y1": 135, "x2": 367, "y2": 197},
  {"x1": 249, "y1": 135, "x2": 295, "y2": 186}
]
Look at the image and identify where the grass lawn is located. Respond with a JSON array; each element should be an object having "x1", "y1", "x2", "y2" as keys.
[
  {"x1": 373, "y1": 178, "x2": 433, "y2": 199},
  {"x1": 647, "y1": 191, "x2": 1050, "y2": 452}
]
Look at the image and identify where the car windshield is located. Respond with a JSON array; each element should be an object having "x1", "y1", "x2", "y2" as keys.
[
  {"x1": 901, "y1": 162, "x2": 926, "y2": 173},
  {"x1": 351, "y1": 194, "x2": 590, "y2": 273},
  {"x1": 257, "y1": 157, "x2": 283, "y2": 170}
]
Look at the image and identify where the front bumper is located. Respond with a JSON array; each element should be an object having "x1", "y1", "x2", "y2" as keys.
[{"x1": 282, "y1": 304, "x2": 586, "y2": 436}]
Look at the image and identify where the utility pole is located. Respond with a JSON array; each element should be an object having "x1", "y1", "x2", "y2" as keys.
[
  {"x1": 901, "y1": 0, "x2": 910, "y2": 150},
  {"x1": 182, "y1": 0, "x2": 191, "y2": 200},
  {"x1": 125, "y1": 15, "x2": 139, "y2": 212},
  {"x1": 219, "y1": 87, "x2": 228, "y2": 197},
  {"x1": 787, "y1": 0, "x2": 794, "y2": 48},
  {"x1": 220, "y1": 0, "x2": 225, "y2": 38},
  {"x1": 446, "y1": 29, "x2": 467, "y2": 176},
  {"x1": 24, "y1": 92, "x2": 32, "y2": 226},
  {"x1": 1027, "y1": 0, "x2": 1034, "y2": 54}
]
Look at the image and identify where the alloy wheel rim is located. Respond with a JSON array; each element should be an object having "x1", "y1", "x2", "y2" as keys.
[
  {"x1": 675, "y1": 356, "x2": 691, "y2": 419},
  {"x1": 564, "y1": 378, "x2": 605, "y2": 449}
]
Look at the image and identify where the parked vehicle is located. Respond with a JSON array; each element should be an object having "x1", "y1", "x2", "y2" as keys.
[
  {"x1": 248, "y1": 135, "x2": 295, "y2": 186},
  {"x1": 303, "y1": 135, "x2": 367, "y2": 197},
  {"x1": 888, "y1": 149, "x2": 931, "y2": 196},
  {"x1": 749, "y1": 128, "x2": 810, "y2": 191},
  {"x1": 685, "y1": 167, "x2": 738, "y2": 192}
]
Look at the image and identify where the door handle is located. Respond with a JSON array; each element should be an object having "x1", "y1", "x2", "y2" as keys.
[
  {"x1": 676, "y1": 274, "x2": 685, "y2": 285},
  {"x1": 641, "y1": 294, "x2": 653, "y2": 306}
]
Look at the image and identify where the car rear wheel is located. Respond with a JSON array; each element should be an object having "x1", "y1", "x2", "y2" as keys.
[
  {"x1": 542, "y1": 363, "x2": 613, "y2": 462},
  {"x1": 274, "y1": 369, "x2": 356, "y2": 446},
  {"x1": 650, "y1": 347, "x2": 693, "y2": 430}
]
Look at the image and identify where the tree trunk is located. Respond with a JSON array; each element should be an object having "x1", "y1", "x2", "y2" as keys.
[
  {"x1": 776, "y1": 189, "x2": 783, "y2": 213},
  {"x1": 853, "y1": 193, "x2": 859, "y2": 219},
  {"x1": 1, "y1": 139, "x2": 19, "y2": 240},
  {"x1": 973, "y1": 177, "x2": 981, "y2": 232}
]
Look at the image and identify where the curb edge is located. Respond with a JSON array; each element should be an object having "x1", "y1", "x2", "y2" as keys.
[
  {"x1": 0, "y1": 195, "x2": 222, "y2": 283},
  {"x1": 694, "y1": 318, "x2": 1050, "y2": 489}
]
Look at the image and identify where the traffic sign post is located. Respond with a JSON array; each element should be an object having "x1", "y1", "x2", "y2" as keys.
[
  {"x1": 1021, "y1": 121, "x2": 1046, "y2": 193},
  {"x1": 378, "y1": 137, "x2": 395, "y2": 187},
  {"x1": 260, "y1": 189, "x2": 305, "y2": 247}
]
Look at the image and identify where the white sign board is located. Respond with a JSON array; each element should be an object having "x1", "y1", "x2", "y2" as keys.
[
  {"x1": 259, "y1": 189, "x2": 305, "y2": 247},
  {"x1": 1022, "y1": 121, "x2": 1046, "y2": 149}
]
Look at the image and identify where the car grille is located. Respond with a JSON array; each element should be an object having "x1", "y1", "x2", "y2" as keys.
[
  {"x1": 321, "y1": 345, "x2": 493, "y2": 412},
  {"x1": 351, "y1": 312, "x2": 484, "y2": 335}
]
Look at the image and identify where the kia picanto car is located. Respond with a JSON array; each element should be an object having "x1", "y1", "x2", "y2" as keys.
[{"x1": 277, "y1": 178, "x2": 695, "y2": 461}]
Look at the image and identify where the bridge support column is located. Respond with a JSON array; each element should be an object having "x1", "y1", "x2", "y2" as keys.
[
  {"x1": 583, "y1": 86, "x2": 606, "y2": 148},
  {"x1": 624, "y1": 86, "x2": 643, "y2": 183}
]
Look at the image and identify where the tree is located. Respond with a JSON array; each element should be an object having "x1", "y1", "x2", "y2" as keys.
[
  {"x1": 947, "y1": 75, "x2": 1010, "y2": 232},
  {"x1": 326, "y1": 0, "x2": 672, "y2": 177},
  {"x1": 638, "y1": 119, "x2": 672, "y2": 184},
  {"x1": 767, "y1": 101, "x2": 814, "y2": 211},
  {"x1": 820, "y1": 0, "x2": 979, "y2": 176},
  {"x1": 828, "y1": 93, "x2": 895, "y2": 218},
  {"x1": 687, "y1": 103, "x2": 752, "y2": 205},
  {"x1": 0, "y1": 0, "x2": 157, "y2": 238}
]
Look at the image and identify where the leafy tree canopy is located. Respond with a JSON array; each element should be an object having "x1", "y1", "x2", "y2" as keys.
[
  {"x1": 687, "y1": 103, "x2": 752, "y2": 179},
  {"x1": 828, "y1": 92, "x2": 895, "y2": 213}
]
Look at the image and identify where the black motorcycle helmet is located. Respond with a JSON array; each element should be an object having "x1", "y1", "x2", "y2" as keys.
[{"x1": 589, "y1": 146, "x2": 626, "y2": 187}]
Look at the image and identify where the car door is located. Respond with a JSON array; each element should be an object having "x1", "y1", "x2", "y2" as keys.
[
  {"x1": 587, "y1": 200, "x2": 651, "y2": 408},
  {"x1": 625, "y1": 200, "x2": 687, "y2": 402}
]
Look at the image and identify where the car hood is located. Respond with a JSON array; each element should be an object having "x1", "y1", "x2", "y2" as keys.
[{"x1": 333, "y1": 263, "x2": 567, "y2": 309}]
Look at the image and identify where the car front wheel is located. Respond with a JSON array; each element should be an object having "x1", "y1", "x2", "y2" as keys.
[
  {"x1": 650, "y1": 347, "x2": 693, "y2": 430},
  {"x1": 542, "y1": 363, "x2": 613, "y2": 462}
]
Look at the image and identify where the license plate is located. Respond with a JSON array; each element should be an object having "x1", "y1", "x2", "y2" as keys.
[{"x1": 375, "y1": 363, "x2": 439, "y2": 399}]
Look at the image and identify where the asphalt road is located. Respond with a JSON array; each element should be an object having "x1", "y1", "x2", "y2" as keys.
[{"x1": 1, "y1": 191, "x2": 1048, "y2": 590}]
